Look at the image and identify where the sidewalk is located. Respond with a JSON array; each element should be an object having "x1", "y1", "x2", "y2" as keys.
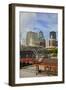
[{"x1": 20, "y1": 65, "x2": 48, "y2": 78}]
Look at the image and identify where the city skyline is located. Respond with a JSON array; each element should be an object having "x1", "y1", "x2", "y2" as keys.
[{"x1": 19, "y1": 12, "x2": 58, "y2": 45}]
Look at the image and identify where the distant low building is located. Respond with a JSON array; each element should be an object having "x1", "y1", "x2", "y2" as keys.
[
  {"x1": 49, "y1": 39, "x2": 57, "y2": 48},
  {"x1": 40, "y1": 39, "x2": 46, "y2": 47},
  {"x1": 46, "y1": 40, "x2": 49, "y2": 48}
]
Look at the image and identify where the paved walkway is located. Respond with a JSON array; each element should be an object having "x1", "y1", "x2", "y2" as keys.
[{"x1": 20, "y1": 65, "x2": 47, "y2": 78}]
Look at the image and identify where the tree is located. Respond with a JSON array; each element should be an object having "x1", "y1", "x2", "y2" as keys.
[{"x1": 48, "y1": 48, "x2": 58, "y2": 56}]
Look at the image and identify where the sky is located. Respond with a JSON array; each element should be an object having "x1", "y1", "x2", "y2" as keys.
[{"x1": 19, "y1": 12, "x2": 58, "y2": 45}]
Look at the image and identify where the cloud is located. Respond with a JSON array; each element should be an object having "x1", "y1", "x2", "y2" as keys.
[
  {"x1": 19, "y1": 12, "x2": 58, "y2": 44},
  {"x1": 19, "y1": 12, "x2": 37, "y2": 44}
]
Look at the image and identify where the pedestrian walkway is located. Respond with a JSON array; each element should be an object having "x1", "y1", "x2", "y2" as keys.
[{"x1": 20, "y1": 65, "x2": 48, "y2": 78}]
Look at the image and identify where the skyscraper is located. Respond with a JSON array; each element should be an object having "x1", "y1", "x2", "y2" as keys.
[
  {"x1": 39, "y1": 31, "x2": 46, "y2": 47},
  {"x1": 49, "y1": 31, "x2": 57, "y2": 48},
  {"x1": 26, "y1": 31, "x2": 39, "y2": 46},
  {"x1": 39, "y1": 31, "x2": 44, "y2": 40},
  {"x1": 50, "y1": 31, "x2": 56, "y2": 39}
]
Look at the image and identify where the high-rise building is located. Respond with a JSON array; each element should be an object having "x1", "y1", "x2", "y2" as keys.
[
  {"x1": 26, "y1": 31, "x2": 39, "y2": 46},
  {"x1": 49, "y1": 31, "x2": 57, "y2": 48},
  {"x1": 39, "y1": 31, "x2": 46, "y2": 47},
  {"x1": 50, "y1": 31, "x2": 56, "y2": 39},
  {"x1": 26, "y1": 31, "x2": 46, "y2": 47},
  {"x1": 39, "y1": 31, "x2": 44, "y2": 41},
  {"x1": 26, "y1": 31, "x2": 57, "y2": 48}
]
